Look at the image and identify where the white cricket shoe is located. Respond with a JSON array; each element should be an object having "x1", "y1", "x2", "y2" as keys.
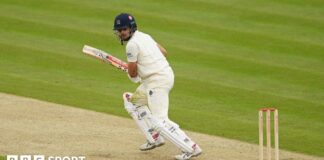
[
  {"x1": 139, "y1": 136, "x2": 165, "y2": 151},
  {"x1": 175, "y1": 144, "x2": 202, "y2": 160}
]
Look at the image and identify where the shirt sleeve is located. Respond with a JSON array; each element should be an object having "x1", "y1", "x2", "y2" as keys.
[
  {"x1": 149, "y1": 35, "x2": 158, "y2": 46},
  {"x1": 126, "y1": 42, "x2": 139, "y2": 62}
]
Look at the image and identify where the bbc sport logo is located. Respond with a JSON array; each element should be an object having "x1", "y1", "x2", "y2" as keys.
[{"x1": 6, "y1": 155, "x2": 86, "y2": 160}]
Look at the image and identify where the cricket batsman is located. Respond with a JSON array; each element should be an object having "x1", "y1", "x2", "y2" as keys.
[{"x1": 113, "y1": 13, "x2": 202, "y2": 160}]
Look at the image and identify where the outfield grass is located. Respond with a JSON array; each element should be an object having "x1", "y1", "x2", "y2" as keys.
[{"x1": 0, "y1": 0, "x2": 323, "y2": 157}]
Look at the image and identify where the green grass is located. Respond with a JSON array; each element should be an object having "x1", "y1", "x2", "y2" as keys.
[
  {"x1": 0, "y1": 156, "x2": 5, "y2": 160},
  {"x1": 0, "y1": 0, "x2": 324, "y2": 157}
]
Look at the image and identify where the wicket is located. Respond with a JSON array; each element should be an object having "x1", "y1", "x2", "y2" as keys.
[{"x1": 259, "y1": 108, "x2": 279, "y2": 160}]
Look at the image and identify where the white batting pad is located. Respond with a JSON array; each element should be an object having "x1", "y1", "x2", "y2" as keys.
[{"x1": 123, "y1": 92, "x2": 156, "y2": 143}]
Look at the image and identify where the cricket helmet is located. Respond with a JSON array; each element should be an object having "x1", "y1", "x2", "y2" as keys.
[{"x1": 113, "y1": 13, "x2": 137, "y2": 32}]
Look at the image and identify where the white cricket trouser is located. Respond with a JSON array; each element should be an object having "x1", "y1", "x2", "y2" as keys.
[
  {"x1": 126, "y1": 67, "x2": 199, "y2": 153},
  {"x1": 131, "y1": 67, "x2": 174, "y2": 119}
]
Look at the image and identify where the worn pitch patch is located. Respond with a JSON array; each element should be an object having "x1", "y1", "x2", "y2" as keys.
[{"x1": 0, "y1": 93, "x2": 322, "y2": 160}]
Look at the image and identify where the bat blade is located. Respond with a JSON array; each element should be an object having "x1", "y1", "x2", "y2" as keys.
[{"x1": 83, "y1": 45, "x2": 128, "y2": 72}]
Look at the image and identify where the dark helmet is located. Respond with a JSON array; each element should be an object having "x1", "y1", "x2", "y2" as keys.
[{"x1": 113, "y1": 13, "x2": 137, "y2": 32}]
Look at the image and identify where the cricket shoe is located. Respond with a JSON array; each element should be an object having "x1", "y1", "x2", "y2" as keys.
[
  {"x1": 175, "y1": 144, "x2": 202, "y2": 160},
  {"x1": 139, "y1": 135, "x2": 165, "y2": 151}
]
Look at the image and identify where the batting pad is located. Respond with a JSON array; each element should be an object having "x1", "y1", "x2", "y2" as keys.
[{"x1": 123, "y1": 93, "x2": 156, "y2": 143}]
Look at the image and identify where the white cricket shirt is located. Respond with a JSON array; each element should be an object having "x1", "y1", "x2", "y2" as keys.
[{"x1": 126, "y1": 31, "x2": 170, "y2": 80}]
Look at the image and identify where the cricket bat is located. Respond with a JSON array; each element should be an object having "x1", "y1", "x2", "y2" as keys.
[{"x1": 82, "y1": 45, "x2": 128, "y2": 72}]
